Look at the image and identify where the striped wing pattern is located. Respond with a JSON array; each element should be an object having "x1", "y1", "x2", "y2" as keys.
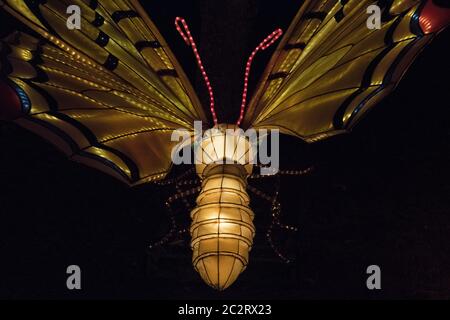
[
  {"x1": 244, "y1": 0, "x2": 450, "y2": 142},
  {"x1": 0, "y1": 0, "x2": 208, "y2": 185}
]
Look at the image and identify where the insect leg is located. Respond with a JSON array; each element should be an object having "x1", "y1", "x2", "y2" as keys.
[
  {"x1": 149, "y1": 185, "x2": 201, "y2": 249},
  {"x1": 248, "y1": 177, "x2": 297, "y2": 263},
  {"x1": 249, "y1": 165, "x2": 314, "y2": 179},
  {"x1": 153, "y1": 167, "x2": 196, "y2": 186}
]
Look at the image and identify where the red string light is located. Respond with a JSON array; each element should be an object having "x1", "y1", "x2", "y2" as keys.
[
  {"x1": 236, "y1": 29, "x2": 283, "y2": 127},
  {"x1": 175, "y1": 17, "x2": 218, "y2": 125}
]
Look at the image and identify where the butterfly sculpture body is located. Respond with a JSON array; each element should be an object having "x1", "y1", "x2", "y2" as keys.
[{"x1": 0, "y1": 0, "x2": 449, "y2": 290}]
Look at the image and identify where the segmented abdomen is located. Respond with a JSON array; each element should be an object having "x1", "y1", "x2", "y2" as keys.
[{"x1": 190, "y1": 164, "x2": 255, "y2": 290}]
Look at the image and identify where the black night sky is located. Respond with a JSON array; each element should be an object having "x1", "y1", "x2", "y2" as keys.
[{"x1": 0, "y1": 1, "x2": 450, "y2": 299}]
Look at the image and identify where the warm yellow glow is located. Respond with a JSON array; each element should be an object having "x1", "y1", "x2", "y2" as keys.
[{"x1": 192, "y1": 125, "x2": 254, "y2": 290}]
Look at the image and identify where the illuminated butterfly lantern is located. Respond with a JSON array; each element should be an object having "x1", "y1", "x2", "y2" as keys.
[{"x1": 0, "y1": 0, "x2": 449, "y2": 290}]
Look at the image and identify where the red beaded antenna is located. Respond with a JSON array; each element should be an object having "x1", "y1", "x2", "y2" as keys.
[
  {"x1": 236, "y1": 28, "x2": 283, "y2": 127},
  {"x1": 175, "y1": 17, "x2": 218, "y2": 125},
  {"x1": 176, "y1": 17, "x2": 282, "y2": 127}
]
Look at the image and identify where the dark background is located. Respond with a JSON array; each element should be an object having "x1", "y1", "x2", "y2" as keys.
[{"x1": 0, "y1": 0, "x2": 450, "y2": 299}]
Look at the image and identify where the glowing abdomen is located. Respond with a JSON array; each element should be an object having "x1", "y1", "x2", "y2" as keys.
[
  {"x1": 191, "y1": 164, "x2": 254, "y2": 290},
  {"x1": 191, "y1": 124, "x2": 254, "y2": 290}
]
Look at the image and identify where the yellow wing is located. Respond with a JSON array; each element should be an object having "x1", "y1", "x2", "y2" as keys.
[
  {"x1": 243, "y1": 0, "x2": 450, "y2": 142},
  {"x1": 0, "y1": 0, "x2": 207, "y2": 186}
]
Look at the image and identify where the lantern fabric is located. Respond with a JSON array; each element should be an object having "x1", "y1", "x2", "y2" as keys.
[{"x1": 191, "y1": 125, "x2": 254, "y2": 290}]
